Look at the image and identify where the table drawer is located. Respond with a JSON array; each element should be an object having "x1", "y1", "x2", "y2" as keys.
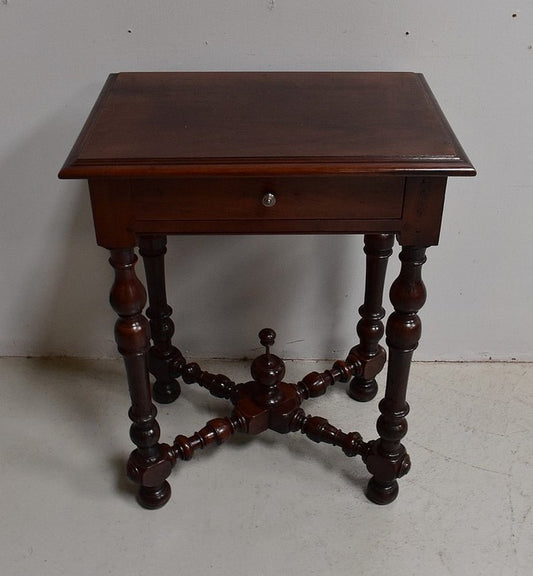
[{"x1": 132, "y1": 177, "x2": 405, "y2": 222}]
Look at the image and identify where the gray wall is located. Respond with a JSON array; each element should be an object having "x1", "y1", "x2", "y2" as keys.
[{"x1": 1, "y1": 1, "x2": 531, "y2": 361}]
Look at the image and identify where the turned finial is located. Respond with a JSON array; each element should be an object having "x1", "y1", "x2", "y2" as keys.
[
  {"x1": 258, "y1": 328, "x2": 276, "y2": 354},
  {"x1": 251, "y1": 328, "x2": 285, "y2": 402}
]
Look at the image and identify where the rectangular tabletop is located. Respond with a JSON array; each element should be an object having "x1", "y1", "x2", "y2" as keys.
[{"x1": 59, "y1": 72, "x2": 475, "y2": 178}]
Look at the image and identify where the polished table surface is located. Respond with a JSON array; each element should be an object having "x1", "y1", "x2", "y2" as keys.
[
  {"x1": 59, "y1": 72, "x2": 475, "y2": 509},
  {"x1": 60, "y1": 71, "x2": 473, "y2": 178}
]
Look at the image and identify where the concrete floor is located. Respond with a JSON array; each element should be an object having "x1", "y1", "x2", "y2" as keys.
[{"x1": 0, "y1": 358, "x2": 531, "y2": 575}]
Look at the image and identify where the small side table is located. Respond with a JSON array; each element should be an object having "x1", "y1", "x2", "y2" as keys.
[{"x1": 60, "y1": 72, "x2": 475, "y2": 509}]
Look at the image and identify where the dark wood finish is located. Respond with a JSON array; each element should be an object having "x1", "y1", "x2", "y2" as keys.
[
  {"x1": 298, "y1": 415, "x2": 365, "y2": 458},
  {"x1": 59, "y1": 72, "x2": 474, "y2": 178},
  {"x1": 59, "y1": 72, "x2": 475, "y2": 509},
  {"x1": 168, "y1": 416, "x2": 246, "y2": 463},
  {"x1": 138, "y1": 235, "x2": 184, "y2": 404},
  {"x1": 400, "y1": 177, "x2": 447, "y2": 246},
  {"x1": 349, "y1": 234, "x2": 394, "y2": 402},
  {"x1": 178, "y1": 331, "x2": 363, "y2": 442},
  {"x1": 108, "y1": 249, "x2": 171, "y2": 509},
  {"x1": 132, "y1": 177, "x2": 404, "y2": 221},
  {"x1": 364, "y1": 246, "x2": 427, "y2": 504}
]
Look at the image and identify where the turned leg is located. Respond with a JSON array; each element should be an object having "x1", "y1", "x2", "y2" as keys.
[
  {"x1": 139, "y1": 235, "x2": 184, "y2": 404},
  {"x1": 348, "y1": 234, "x2": 394, "y2": 402},
  {"x1": 365, "y1": 245, "x2": 427, "y2": 504},
  {"x1": 109, "y1": 248, "x2": 172, "y2": 509}
]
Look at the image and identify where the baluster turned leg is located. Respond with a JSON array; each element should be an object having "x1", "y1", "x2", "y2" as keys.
[
  {"x1": 365, "y1": 245, "x2": 427, "y2": 504},
  {"x1": 109, "y1": 249, "x2": 172, "y2": 509},
  {"x1": 348, "y1": 234, "x2": 394, "y2": 402},
  {"x1": 139, "y1": 235, "x2": 184, "y2": 404}
]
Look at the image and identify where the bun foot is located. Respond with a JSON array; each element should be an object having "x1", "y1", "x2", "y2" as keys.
[
  {"x1": 365, "y1": 477, "x2": 399, "y2": 505},
  {"x1": 153, "y1": 379, "x2": 181, "y2": 404},
  {"x1": 137, "y1": 481, "x2": 172, "y2": 509},
  {"x1": 348, "y1": 376, "x2": 378, "y2": 402}
]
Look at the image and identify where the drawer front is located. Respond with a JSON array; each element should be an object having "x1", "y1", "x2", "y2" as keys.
[{"x1": 132, "y1": 177, "x2": 404, "y2": 222}]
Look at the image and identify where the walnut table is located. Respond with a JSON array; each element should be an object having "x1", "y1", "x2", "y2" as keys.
[{"x1": 59, "y1": 72, "x2": 475, "y2": 509}]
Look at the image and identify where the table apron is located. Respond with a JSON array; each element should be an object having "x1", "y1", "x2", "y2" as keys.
[{"x1": 88, "y1": 176, "x2": 446, "y2": 247}]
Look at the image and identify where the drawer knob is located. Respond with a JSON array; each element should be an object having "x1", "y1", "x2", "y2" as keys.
[{"x1": 261, "y1": 192, "x2": 276, "y2": 208}]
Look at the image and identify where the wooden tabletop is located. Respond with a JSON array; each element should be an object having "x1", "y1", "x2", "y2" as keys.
[{"x1": 59, "y1": 72, "x2": 475, "y2": 178}]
